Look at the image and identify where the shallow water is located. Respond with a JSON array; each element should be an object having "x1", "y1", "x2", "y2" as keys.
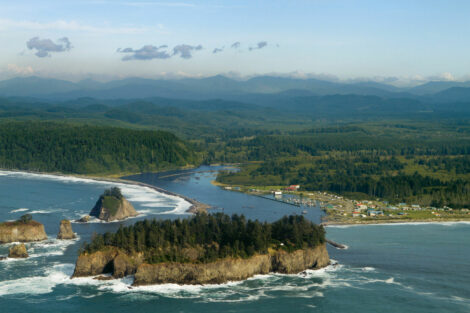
[{"x1": 0, "y1": 167, "x2": 469, "y2": 313}]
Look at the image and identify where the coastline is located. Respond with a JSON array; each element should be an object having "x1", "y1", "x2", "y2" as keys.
[
  {"x1": 323, "y1": 219, "x2": 470, "y2": 227},
  {"x1": 0, "y1": 168, "x2": 210, "y2": 214}
]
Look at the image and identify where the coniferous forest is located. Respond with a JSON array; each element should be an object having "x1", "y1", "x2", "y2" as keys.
[
  {"x1": 83, "y1": 213, "x2": 326, "y2": 263},
  {"x1": 0, "y1": 122, "x2": 197, "y2": 174}
]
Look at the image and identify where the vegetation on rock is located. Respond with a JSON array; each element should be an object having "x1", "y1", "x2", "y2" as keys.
[
  {"x1": 82, "y1": 213, "x2": 326, "y2": 264},
  {"x1": 90, "y1": 188, "x2": 138, "y2": 221}
]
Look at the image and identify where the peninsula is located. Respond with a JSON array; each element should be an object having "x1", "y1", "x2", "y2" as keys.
[{"x1": 73, "y1": 213, "x2": 329, "y2": 284}]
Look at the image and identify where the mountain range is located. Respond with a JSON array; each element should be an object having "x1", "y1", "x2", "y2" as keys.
[{"x1": 1, "y1": 75, "x2": 470, "y2": 102}]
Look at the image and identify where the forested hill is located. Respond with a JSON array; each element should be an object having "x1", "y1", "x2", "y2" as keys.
[{"x1": 0, "y1": 122, "x2": 197, "y2": 174}]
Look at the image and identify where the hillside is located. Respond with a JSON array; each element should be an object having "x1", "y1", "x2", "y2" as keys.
[{"x1": 0, "y1": 122, "x2": 197, "y2": 174}]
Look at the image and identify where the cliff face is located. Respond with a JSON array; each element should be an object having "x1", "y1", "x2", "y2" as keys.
[
  {"x1": 89, "y1": 196, "x2": 138, "y2": 222},
  {"x1": 57, "y1": 220, "x2": 76, "y2": 239},
  {"x1": 0, "y1": 221, "x2": 47, "y2": 243},
  {"x1": 134, "y1": 254, "x2": 271, "y2": 285},
  {"x1": 272, "y1": 245, "x2": 330, "y2": 274},
  {"x1": 9, "y1": 243, "x2": 28, "y2": 258},
  {"x1": 72, "y1": 244, "x2": 330, "y2": 285},
  {"x1": 72, "y1": 248, "x2": 144, "y2": 278}
]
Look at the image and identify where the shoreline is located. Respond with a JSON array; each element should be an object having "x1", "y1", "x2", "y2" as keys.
[
  {"x1": 0, "y1": 169, "x2": 210, "y2": 214},
  {"x1": 323, "y1": 219, "x2": 470, "y2": 227}
]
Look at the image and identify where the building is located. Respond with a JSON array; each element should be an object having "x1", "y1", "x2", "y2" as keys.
[
  {"x1": 367, "y1": 209, "x2": 384, "y2": 217},
  {"x1": 356, "y1": 203, "x2": 368, "y2": 211},
  {"x1": 286, "y1": 185, "x2": 300, "y2": 191}
]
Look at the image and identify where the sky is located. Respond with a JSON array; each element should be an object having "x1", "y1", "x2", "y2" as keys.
[{"x1": 0, "y1": 0, "x2": 469, "y2": 84}]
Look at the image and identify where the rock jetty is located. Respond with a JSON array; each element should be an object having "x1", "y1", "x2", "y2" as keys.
[
  {"x1": 9, "y1": 243, "x2": 28, "y2": 258},
  {"x1": 72, "y1": 244, "x2": 329, "y2": 285},
  {"x1": 89, "y1": 187, "x2": 138, "y2": 222},
  {"x1": 57, "y1": 220, "x2": 76, "y2": 239}
]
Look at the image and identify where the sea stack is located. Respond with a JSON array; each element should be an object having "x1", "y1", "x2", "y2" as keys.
[
  {"x1": 0, "y1": 214, "x2": 48, "y2": 243},
  {"x1": 57, "y1": 219, "x2": 76, "y2": 239},
  {"x1": 8, "y1": 243, "x2": 28, "y2": 258},
  {"x1": 89, "y1": 187, "x2": 138, "y2": 222}
]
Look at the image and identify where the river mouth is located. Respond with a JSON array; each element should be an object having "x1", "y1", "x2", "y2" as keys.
[{"x1": 123, "y1": 165, "x2": 325, "y2": 224}]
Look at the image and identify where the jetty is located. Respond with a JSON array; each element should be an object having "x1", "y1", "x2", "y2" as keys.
[{"x1": 326, "y1": 239, "x2": 347, "y2": 249}]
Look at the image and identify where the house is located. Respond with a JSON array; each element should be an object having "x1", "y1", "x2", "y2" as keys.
[
  {"x1": 352, "y1": 211, "x2": 361, "y2": 217},
  {"x1": 356, "y1": 203, "x2": 368, "y2": 211},
  {"x1": 367, "y1": 209, "x2": 384, "y2": 217}
]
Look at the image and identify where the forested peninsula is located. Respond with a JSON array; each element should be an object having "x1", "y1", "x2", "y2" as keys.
[{"x1": 73, "y1": 213, "x2": 329, "y2": 284}]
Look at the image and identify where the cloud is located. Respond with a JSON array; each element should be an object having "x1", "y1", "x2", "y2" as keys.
[
  {"x1": 231, "y1": 41, "x2": 241, "y2": 49},
  {"x1": 249, "y1": 41, "x2": 268, "y2": 51},
  {"x1": 6, "y1": 64, "x2": 34, "y2": 76},
  {"x1": 172, "y1": 44, "x2": 202, "y2": 59},
  {"x1": 427, "y1": 72, "x2": 456, "y2": 82},
  {"x1": 118, "y1": 45, "x2": 171, "y2": 61},
  {"x1": 26, "y1": 37, "x2": 72, "y2": 58},
  {"x1": 212, "y1": 47, "x2": 224, "y2": 54},
  {"x1": 118, "y1": 44, "x2": 203, "y2": 61}
]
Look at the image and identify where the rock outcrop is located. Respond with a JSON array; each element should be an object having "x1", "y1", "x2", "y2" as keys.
[
  {"x1": 0, "y1": 221, "x2": 47, "y2": 243},
  {"x1": 57, "y1": 220, "x2": 76, "y2": 239},
  {"x1": 72, "y1": 244, "x2": 330, "y2": 285},
  {"x1": 75, "y1": 216, "x2": 90, "y2": 223},
  {"x1": 72, "y1": 248, "x2": 144, "y2": 278},
  {"x1": 89, "y1": 191, "x2": 138, "y2": 222},
  {"x1": 9, "y1": 243, "x2": 28, "y2": 258},
  {"x1": 134, "y1": 254, "x2": 272, "y2": 285}
]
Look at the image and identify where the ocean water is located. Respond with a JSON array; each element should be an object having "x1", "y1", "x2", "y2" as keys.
[{"x1": 0, "y1": 167, "x2": 468, "y2": 313}]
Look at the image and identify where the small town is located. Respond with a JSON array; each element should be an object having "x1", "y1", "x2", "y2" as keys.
[{"x1": 221, "y1": 183, "x2": 470, "y2": 224}]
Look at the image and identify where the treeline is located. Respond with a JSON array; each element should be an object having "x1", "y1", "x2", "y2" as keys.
[
  {"x1": 0, "y1": 122, "x2": 197, "y2": 174},
  {"x1": 301, "y1": 172, "x2": 470, "y2": 208},
  {"x1": 84, "y1": 213, "x2": 326, "y2": 263},
  {"x1": 205, "y1": 133, "x2": 470, "y2": 164}
]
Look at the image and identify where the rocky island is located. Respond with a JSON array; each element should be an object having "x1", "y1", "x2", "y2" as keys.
[
  {"x1": 9, "y1": 243, "x2": 28, "y2": 258},
  {"x1": 73, "y1": 213, "x2": 329, "y2": 285},
  {"x1": 57, "y1": 220, "x2": 76, "y2": 239},
  {"x1": 0, "y1": 214, "x2": 47, "y2": 243},
  {"x1": 89, "y1": 187, "x2": 138, "y2": 222}
]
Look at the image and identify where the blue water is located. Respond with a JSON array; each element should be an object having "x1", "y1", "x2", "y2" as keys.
[{"x1": 0, "y1": 167, "x2": 469, "y2": 313}]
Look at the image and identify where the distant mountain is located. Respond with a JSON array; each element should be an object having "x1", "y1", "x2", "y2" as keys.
[
  {"x1": 432, "y1": 87, "x2": 470, "y2": 103},
  {"x1": 0, "y1": 75, "x2": 408, "y2": 100},
  {"x1": 0, "y1": 75, "x2": 468, "y2": 103},
  {"x1": 0, "y1": 76, "x2": 78, "y2": 96},
  {"x1": 408, "y1": 81, "x2": 470, "y2": 95}
]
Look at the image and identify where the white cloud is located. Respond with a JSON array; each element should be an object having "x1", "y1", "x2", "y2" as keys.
[{"x1": 6, "y1": 64, "x2": 34, "y2": 76}]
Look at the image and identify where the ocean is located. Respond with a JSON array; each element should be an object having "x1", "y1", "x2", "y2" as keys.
[{"x1": 0, "y1": 167, "x2": 469, "y2": 313}]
